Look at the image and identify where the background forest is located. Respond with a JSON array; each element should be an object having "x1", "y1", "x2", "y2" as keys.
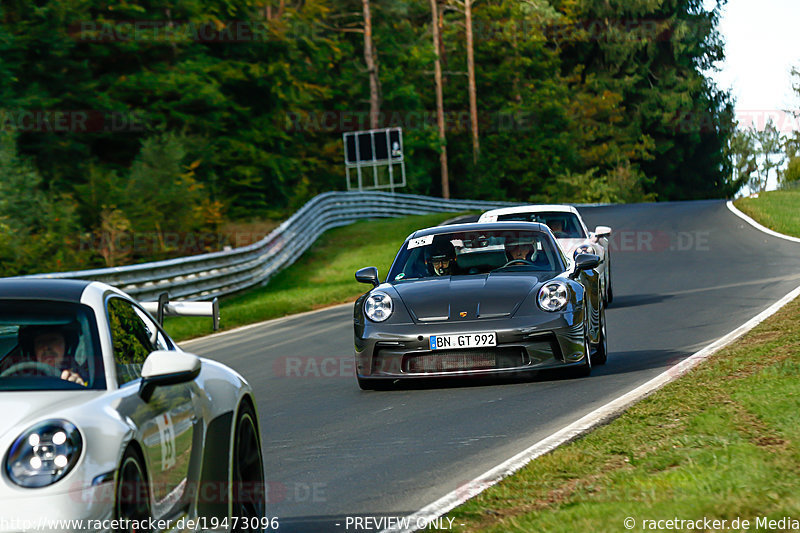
[{"x1": 0, "y1": 0, "x2": 776, "y2": 274}]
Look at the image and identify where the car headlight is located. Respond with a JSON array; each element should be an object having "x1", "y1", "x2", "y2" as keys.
[
  {"x1": 364, "y1": 291, "x2": 393, "y2": 322},
  {"x1": 537, "y1": 281, "x2": 569, "y2": 312},
  {"x1": 574, "y1": 244, "x2": 594, "y2": 257},
  {"x1": 5, "y1": 420, "x2": 83, "y2": 488}
]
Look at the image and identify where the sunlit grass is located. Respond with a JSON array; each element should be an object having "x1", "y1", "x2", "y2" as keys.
[
  {"x1": 164, "y1": 212, "x2": 462, "y2": 340},
  {"x1": 436, "y1": 295, "x2": 800, "y2": 532},
  {"x1": 735, "y1": 190, "x2": 800, "y2": 238}
]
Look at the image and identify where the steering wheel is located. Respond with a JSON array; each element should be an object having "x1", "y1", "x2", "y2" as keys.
[
  {"x1": 0, "y1": 361, "x2": 61, "y2": 378},
  {"x1": 501, "y1": 259, "x2": 534, "y2": 268}
]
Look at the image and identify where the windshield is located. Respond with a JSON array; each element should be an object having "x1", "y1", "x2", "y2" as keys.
[
  {"x1": 496, "y1": 212, "x2": 586, "y2": 239},
  {"x1": 0, "y1": 301, "x2": 105, "y2": 391},
  {"x1": 387, "y1": 229, "x2": 564, "y2": 282}
]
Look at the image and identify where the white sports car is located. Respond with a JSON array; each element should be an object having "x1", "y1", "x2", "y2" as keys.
[
  {"x1": 0, "y1": 279, "x2": 265, "y2": 532},
  {"x1": 479, "y1": 205, "x2": 613, "y2": 304}
]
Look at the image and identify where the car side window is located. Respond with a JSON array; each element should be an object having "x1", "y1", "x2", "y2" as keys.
[
  {"x1": 133, "y1": 306, "x2": 172, "y2": 352},
  {"x1": 107, "y1": 297, "x2": 155, "y2": 386}
]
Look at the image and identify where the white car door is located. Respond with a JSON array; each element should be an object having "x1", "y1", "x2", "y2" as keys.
[{"x1": 105, "y1": 296, "x2": 200, "y2": 520}]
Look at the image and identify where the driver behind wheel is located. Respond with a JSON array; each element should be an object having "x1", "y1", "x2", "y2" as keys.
[
  {"x1": 13, "y1": 325, "x2": 86, "y2": 385},
  {"x1": 504, "y1": 235, "x2": 536, "y2": 262},
  {"x1": 425, "y1": 240, "x2": 458, "y2": 276}
]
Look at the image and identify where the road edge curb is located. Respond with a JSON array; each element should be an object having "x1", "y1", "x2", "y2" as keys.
[{"x1": 726, "y1": 200, "x2": 800, "y2": 244}]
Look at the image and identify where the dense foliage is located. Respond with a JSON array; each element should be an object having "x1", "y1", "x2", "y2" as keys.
[{"x1": 1, "y1": 0, "x2": 735, "y2": 274}]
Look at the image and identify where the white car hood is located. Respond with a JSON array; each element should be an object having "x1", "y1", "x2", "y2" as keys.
[{"x1": 0, "y1": 391, "x2": 105, "y2": 440}]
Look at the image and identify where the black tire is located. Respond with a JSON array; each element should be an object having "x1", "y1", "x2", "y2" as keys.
[
  {"x1": 592, "y1": 308, "x2": 608, "y2": 365},
  {"x1": 115, "y1": 447, "x2": 151, "y2": 531},
  {"x1": 232, "y1": 401, "x2": 266, "y2": 532},
  {"x1": 605, "y1": 256, "x2": 613, "y2": 305}
]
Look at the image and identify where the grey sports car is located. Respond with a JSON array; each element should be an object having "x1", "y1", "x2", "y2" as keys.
[{"x1": 353, "y1": 222, "x2": 607, "y2": 389}]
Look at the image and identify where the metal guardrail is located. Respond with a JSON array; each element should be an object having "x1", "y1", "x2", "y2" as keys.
[{"x1": 26, "y1": 191, "x2": 515, "y2": 301}]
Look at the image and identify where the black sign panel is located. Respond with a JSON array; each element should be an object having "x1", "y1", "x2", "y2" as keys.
[{"x1": 344, "y1": 128, "x2": 402, "y2": 165}]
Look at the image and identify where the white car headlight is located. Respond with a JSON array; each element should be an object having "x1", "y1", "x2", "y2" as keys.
[
  {"x1": 365, "y1": 291, "x2": 393, "y2": 322},
  {"x1": 574, "y1": 244, "x2": 594, "y2": 257},
  {"x1": 5, "y1": 420, "x2": 83, "y2": 488},
  {"x1": 537, "y1": 281, "x2": 569, "y2": 312}
]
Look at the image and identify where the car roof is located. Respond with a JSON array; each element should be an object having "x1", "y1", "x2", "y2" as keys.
[
  {"x1": 408, "y1": 221, "x2": 551, "y2": 239},
  {"x1": 0, "y1": 278, "x2": 92, "y2": 302},
  {"x1": 480, "y1": 204, "x2": 580, "y2": 217}
]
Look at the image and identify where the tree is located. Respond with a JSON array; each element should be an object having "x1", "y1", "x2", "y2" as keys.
[
  {"x1": 726, "y1": 126, "x2": 758, "y2": 196},
  {"x1": 429, "y1": 0, "x2": 450, "y2": 198},
  {"x1": 0, "y1": 0, "x2": 743, "y2": 276},
  {"x1": 0, "y1": 133, "x2": 84, "y2": 275},
  {"x1": 464, "y1": 0, "x2": 479, "y2": 163},
  {"x1": 752, "y1": 118, "x2": 785, "y2": 193},
  {"x1": 551, "y1": 0, "x2": 734, "y2": 200},
  {"x1": 781, "y1": 157, "x2": 800, "y2": 187},
  {"x1": 780, "y1": 67, "x2": 800, "y2": 187},
  {"x1": 362, "y1": 0, "x2": 382, "y2": 128}
]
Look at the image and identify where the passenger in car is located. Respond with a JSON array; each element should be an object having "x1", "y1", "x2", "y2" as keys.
[{"x1": 546, "y1": 219, "x2": 567, "y2": 238}]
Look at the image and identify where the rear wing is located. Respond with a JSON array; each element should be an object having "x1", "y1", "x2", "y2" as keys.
[{"x1": 141, "y1": 293, "x2": 220, "y2": 331}]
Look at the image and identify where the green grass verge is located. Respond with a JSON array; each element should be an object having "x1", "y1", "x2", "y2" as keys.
[
  {"x1": 734, "y1": 190, "x2": 800, "y2": 238},
  {"x1": 164, "y1": 212, "x2": 462, "y2": 341},
  {"x1": 409, "y1": 165, "x2": 800, "y2": 530},
  {"x1": 436, "y1": 295, "x2": 800, "y2": 532}
]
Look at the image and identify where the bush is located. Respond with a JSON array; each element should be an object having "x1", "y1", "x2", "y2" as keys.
[{"x1": 0, "y1": 133, "x2": 86, "y2": 275}]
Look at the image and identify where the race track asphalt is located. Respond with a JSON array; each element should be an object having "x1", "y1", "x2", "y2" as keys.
[{"x1": 183, "y1": 199, "x2": 800, "y2": 532}]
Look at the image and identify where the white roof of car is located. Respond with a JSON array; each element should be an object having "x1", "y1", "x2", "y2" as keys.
[{"x1": 479, "y1": 204, "x2": 580, "y2": 219}]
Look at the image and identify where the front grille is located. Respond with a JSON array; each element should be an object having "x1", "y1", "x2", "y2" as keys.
[{"x1": 403, "y1": 347, "x2": 527, "y2": 374}]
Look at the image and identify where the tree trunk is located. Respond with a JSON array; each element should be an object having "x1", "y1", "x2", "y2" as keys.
[
  {"x1": 438, "y1": 2, "x2": 447, "y2": 85},
  {"x1": 465, "y1": 0, "x2": 479, "y2": 164},
  {"x1": 362, "y1": 0, "x2": 380, "y2": 129},
  {"x1": 430, "y1": 0, "x2": 449, "y2": 198}
]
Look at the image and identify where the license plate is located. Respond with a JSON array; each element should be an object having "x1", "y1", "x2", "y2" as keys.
[{"x1": 429, "y1": 333, "x2": 497, "y2": 350}]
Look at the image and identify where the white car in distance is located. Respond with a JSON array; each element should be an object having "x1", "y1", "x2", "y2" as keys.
[{"x1": 479, "y1": 204, "x2": 613, "y2": 304}]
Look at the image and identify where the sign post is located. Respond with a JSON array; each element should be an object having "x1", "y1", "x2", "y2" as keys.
[{"x1": 343, "y1": 127, "x2": 405, "y2": 192}]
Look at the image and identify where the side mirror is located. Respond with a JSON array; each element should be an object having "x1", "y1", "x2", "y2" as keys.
[
  {"x1": 355, "y1": 267, "x2": 380, "y2": 287},
  {"x1": 593, "y1": 225, "x2": 612, "y2": 238},
  {"x1": 569, "y1": 253, "x2": 600, "y2": 278},
  {"x1": 139, "y1": 350, "x2": 201, "y2": 402}
]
